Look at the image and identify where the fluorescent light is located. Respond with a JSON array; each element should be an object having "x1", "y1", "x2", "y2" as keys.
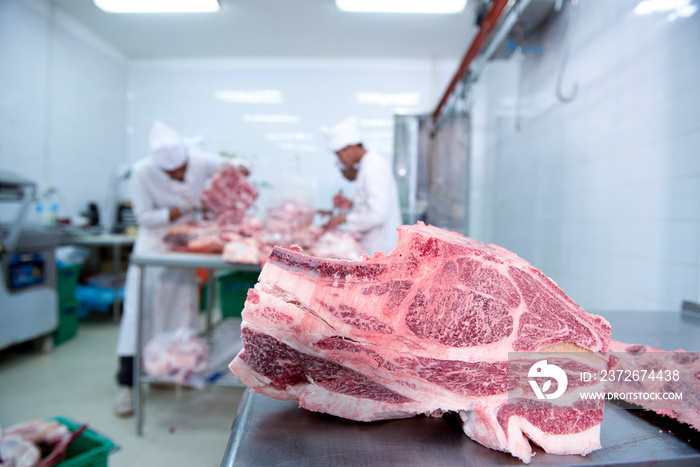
[
  {"x1": 359, "y1": 118, "x2": 394, "y2": 128},
  {"x1": 362, "y1": 131, "x2": 393, "y2": 140},
  {"x1": 266, "y1": 133, "x2": 314, "y2": 141},
  {"x1": 356, "y1": 92, "x2": 421, "y2": 107},
  {"x1": 94, "y1": 0, "x2": 219, "y2": 13},
  {"x1": 634, "y1": 0, "x2": 690, "y2": 14},
  {"x1": 336, "y1": 0, "x2": 466, "y2": 14},
  {"x1": 674, "y1": 4, "x2": 698, "y2": 17},
  {"x1": 243, "y1": 114, "x2": 300, "y2": 123},
  {"x1": 215, "y1": 90, "x2": 283, "y2": 104},
  {"x1": 277, "y1": 143, "x2": 318, "y2": 152}
]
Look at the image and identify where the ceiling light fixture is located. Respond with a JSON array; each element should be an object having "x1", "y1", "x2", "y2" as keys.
[
  {"x1": 243, "y1": 114, "x2": 300, "y2": 123},
  {"x1": 94, "y1": 0, "x2": 219, "y2": 13},
  {"x1": 356, "y1": 92, "x2": 421, "y2": 107},
  {"x1": 336, "y1": 0, "x2": 466, "y2": 14},
  {"x1": 215, "y1": 90, "x2": 283, "y2": 104}
]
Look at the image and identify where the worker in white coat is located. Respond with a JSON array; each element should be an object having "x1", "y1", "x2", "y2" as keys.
[
  {"x1": 114, "y1": 120, "x2": 243, "y2": 417},
  {"x1": 322, "y1": 116, "x2": 402, "y2": 256}
]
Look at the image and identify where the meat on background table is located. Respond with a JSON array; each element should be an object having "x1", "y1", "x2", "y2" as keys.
[
  {"x1": 129, "y1": 251, "x2": 260, "y2": 436},
  {"x1": 221, "y1": 310, "x2": 700, "y2": 467}
]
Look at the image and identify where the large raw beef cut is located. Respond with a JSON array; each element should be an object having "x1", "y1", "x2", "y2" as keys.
[{"x1": 229, "y1": 223, "x2": 611, "y2": 463}]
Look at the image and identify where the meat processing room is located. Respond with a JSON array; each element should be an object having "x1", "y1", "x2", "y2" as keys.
[{"x1": 1, "y1": 1, "x2": 700, "y2": 466}]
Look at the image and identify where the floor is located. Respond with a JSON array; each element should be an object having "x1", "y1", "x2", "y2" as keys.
[{"x1": 0, "y1": 314, "x2": 245, "y2": 467}]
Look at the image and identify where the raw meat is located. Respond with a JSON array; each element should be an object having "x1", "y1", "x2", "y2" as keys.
[
  {"x1": 0, "y1": 436, "x2": 40, "y2": 467},
  {"x1": 1, "y1": 420, "x2": 68, "y2": 444},
  {"x1": 333, "y1": 191, "x2": 353, "y2": 210},
  {"x1": 608, "y1": 340, "x2": 700, "y2": 430},
  {"x1": 229, "y1": 222, "x2": 610, "y2": 463},
  {"x1": 164, "y1": 216, "x2": 263, "y2": 255},
  {"x1": 222, "y1": 234, "x2": 260, "y2": 264},
  {"x1": 164, "y1": 221, "x2": 226, "y2": 253},
  {"x1": 165, "y1": 185, "x2": 363, "y2": 262},
  {"x1": 308, "y1": 230, "x2": 364, "y2": 260},
  {"x1": 144, "y1": 327, "x2": 209, "y2": 387},
  {"x1": 163, "y1": 164, "x2": 261, "y2": 255},
  {"x1": 0, "y1": 420, "x2": 84, "y2": 467},
  {"x1": 262, "y1": 199, "x2": 315, "y2": 248},
  {"x1": 200, "y1": 164, "x2": 258, "y2": 225}
]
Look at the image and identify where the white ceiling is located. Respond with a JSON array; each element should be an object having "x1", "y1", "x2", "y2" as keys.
[{"x1": 51, "y1": 0, "x2": 478, "y2": 60}]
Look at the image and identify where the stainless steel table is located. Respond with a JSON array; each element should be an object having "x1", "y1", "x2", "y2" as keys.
[
  {"x1": 221, "y1": 310, "x2": 700, "y2": 466},
  {"x1": 130, "y1": 251, "x2": 260, "y2": 435},
  {"x1": 69, "y1": 233, "x2": 135, "y2": 324}
]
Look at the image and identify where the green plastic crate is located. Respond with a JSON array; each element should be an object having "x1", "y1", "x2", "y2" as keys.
[
  {"x1": 218, "y1": 271, "x2": 259, "y2": 318},
  {"x1": 57, "y1": 264, "x2": 80, "y2": 304},
  {"x1": 51, "y1": 417, "x2": 116, "y2": 467},
  {"x1": 200, "y1": 282, "x2": 210, "y2": 312},
  {"x1": 53, "y1": 299, "x2": 79, "y2": 346}
]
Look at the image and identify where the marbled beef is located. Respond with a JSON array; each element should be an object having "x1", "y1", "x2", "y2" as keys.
[{"x1": 229, "y1": 223, "x2": 611, "y2": 462}]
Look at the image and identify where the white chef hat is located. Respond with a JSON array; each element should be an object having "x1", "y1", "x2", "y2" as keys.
[
  {"x1": 150, "y1": 120, "x2": 188, "y2": 171},
  {"x1": 322, "y1": 116, "x2": 362, "y2": 153}
]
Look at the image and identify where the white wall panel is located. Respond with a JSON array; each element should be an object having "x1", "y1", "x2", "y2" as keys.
[
  {"x1": 470, "y1": 0, "x2": 700, "y2": 312},
  {"x1": 126, "y1": 58, "x2": 456, "y2": 213},
  {"x1": 0, "y1": 0, "x2": 127, "y2": 226},
  {"x1": 0, "y1": 0, "x2": 50, "y2": 188}
]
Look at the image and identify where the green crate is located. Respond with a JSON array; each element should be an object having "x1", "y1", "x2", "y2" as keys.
[
  {"x1": 218, "y1": 271, "x2": 259, "y2": 318},
  {"x1": 51, "y1": 417, "x2": 116, "y2": 467},
  {"x1": 200, "y1": 282, "x2": 211, "y2": 312},
  {"x1": 53, "y1": 299, "x2": 79, "y2": 345},
  {"x1": 57, "y1": 264, "x2": 80, "y2": 304}
]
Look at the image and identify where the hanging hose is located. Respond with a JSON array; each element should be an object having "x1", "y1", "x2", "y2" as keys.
[{"x1": 556, "y1": 0, "x2": 579, "y2": 103}]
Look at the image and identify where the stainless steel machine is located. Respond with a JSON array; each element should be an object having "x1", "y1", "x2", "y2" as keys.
[{"x1": 0, "y1": 171, "x2": 58, "y2": 351}]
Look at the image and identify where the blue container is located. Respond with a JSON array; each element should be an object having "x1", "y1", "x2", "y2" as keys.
[{"x1": 75, "y1": 285, "x2": 124, "y2": 318}]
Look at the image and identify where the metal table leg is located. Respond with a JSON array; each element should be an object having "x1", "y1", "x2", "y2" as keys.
[
  {"x1": 113, "y1": 243, "x2": 121, "y2": 324},
  {"x1": 134, "y1": 264, "x2": 145, "y2": 436},
  {"x1": 206, "y1": 268, "x2": 215, "y2": 333}
]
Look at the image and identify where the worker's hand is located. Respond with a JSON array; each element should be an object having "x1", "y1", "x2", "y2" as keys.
[
  {"x1": 169, "y1": 207, "x2": 183, "y2": 222},
  {"x1": 333, "y1": 192, "x2": 352, "y2": 209},
  {"x1": 323, "y1": 213, "x2": 347, "y2": 231},
  {"x1": 316, "y1": 209, "x2": 333, "y2": 217}
]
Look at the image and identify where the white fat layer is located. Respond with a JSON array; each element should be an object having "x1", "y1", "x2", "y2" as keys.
[
  {"x1": 291, "y1": 384, "x2": 418, "y2": 422},
  {"x1": 459, "y1": 406, "x2": 601, "y2": 464}
]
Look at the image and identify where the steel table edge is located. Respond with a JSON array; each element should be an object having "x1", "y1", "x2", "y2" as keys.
[{"x1": 220, "y1": 388, "x2": 251, "y2": 467}]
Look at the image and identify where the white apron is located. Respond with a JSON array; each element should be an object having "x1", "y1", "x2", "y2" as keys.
[
  {"x1": 116, "y1": 226, "x2": 198, "y2": 356},
  {"x1": 345, "y1": 150, "x2": 402, "y2": 255},
  {"x1": 115, "y1": 151, "x2": 226, "y2": 356}
]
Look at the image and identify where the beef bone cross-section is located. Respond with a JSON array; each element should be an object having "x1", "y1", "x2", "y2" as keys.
[{"x1": 229, "y1": 222, "x2": 611, "y2": 463}]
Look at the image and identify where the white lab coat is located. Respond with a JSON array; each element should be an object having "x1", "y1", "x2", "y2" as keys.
[
  {"x1": 116, "y1": 150, "x2": 226, "y2": 356},
  {"x1": 345, "y1": 150, "x2": 402, "y2": 256}
]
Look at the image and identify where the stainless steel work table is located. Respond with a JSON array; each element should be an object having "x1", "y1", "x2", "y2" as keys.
[
  {"x1": 130, "y1": 251, "x2": 260, "y2": 436},
  {"x1": 221, "y1": 310, "x2": 700, "y2": 466},
  {"x1": 68, "y1": 233, "x2": 135, "y2": 324}
]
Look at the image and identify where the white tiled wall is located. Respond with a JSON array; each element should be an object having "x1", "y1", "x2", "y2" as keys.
[
  {"x1": 0, "y1": 0, "x2": 457, "y2": 225},
  {"x1": 0, "y1": 0, "x2": 128, "y2": 226},
  {"x1": 470, "y1": 0, "x2": 700, "y2": 312},
  {"x1": 125, "y1": 58, "x2": 457, "y2": 213}
]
